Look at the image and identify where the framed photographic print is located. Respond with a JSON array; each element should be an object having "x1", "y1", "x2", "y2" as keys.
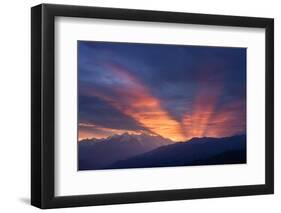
[{"x1": 31, "y1": 3, "x2": 274, "y2": 209}]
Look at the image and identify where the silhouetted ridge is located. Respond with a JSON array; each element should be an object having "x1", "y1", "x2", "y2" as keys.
[{"x1": 105, "y1": 135, "x2": 246, "y2": 169}]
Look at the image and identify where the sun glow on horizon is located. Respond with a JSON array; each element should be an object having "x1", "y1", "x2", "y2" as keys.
[{"x1": 78, "y1": 122, "x2": 152, "y2": 141}]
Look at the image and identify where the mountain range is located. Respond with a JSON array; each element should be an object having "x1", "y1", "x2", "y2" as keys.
[
  {"x1": 78, "y1": 133, "x2": 172, "y2": 170},
  {"x1": 78, "y1": 133, "x2": 246, "y2": 170}
]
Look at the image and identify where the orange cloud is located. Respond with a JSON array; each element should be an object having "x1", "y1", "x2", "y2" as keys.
[
  {"x1": 182, "y1": 86, "x2": 245, "y2": 139},
  {"x1": 181, "y1": 70, "x2": 222, "y2": 139},
  {"x1": 87, "y1": 63, "x2": 186, "y2": 141}
]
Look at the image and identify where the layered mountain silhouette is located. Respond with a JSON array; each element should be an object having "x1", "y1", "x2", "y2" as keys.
[
  {"x1": 78, "y1": 133, "x2": 246, "y2": 170},
  {"x1": 78, "y1": 133, "x2": 172, "y2": 170}
]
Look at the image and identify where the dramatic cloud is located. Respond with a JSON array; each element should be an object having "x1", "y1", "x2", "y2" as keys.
[
  {"x1": 78, "y1": 41, "x2": 246, "y2": 141},
  {"x1": 80, "y1": 62, "x2": 185, "y2": 141}
]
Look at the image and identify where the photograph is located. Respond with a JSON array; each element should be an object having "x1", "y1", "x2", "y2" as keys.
[{"x1": 78, "y1": 41, "x2": 247, "y2": 171}]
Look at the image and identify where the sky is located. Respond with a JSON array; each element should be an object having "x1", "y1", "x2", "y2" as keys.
[{"x1": 78, "y1": 41, "x2": 246, "y2": 142}]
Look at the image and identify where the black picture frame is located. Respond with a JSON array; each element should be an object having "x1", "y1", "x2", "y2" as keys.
[{"x1": 31, "y1": 3, "x2": 274, "y2": 209}]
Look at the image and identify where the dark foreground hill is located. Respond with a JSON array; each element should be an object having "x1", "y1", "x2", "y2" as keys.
[{"x1": 105, "y1": 135, "x2": 246, "y2": 169}]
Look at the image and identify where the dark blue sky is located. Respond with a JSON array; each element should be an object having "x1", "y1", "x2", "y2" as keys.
[{"x1": 78, "y1": 41, "x2": 246, "y2": 141}]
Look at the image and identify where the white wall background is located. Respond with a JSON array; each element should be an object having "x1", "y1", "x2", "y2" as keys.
[{"x1": 0, "y1": 0, "x2": 279, "y2": 212}]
